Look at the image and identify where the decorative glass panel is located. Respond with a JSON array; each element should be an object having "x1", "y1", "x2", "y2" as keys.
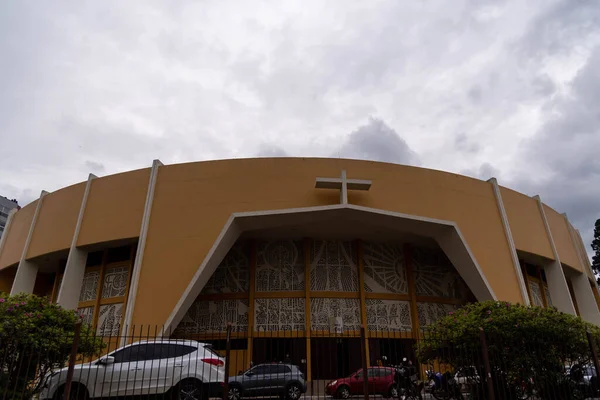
[
  {"x1": 256, "y1": 240, "x2": 304, "y2": 292},
  {"x1": 413, "y1": 247, "x2": 468, "y2": 299},
  {"x1": 363, "y1": 242, "x2": 408, "y2": 293},
  {"x1": 310, "y1": 298, "x2": 361, "y2": 331},
  {"x1": 529, "y1": 281, "x2": 544, "y2": 307},
  {"x1": 417, "y1": 302, "x2": 458, "y2": 327},
  {"x1": 175, "y1": 299, "x2": 249, "y2": 334},
  {"x1": 255, "y1": 298, "x2": 305, "y2": 332},
  {"x1": 310, "y1": 240, "x2": 359, "y2": 291},
  {"x1": 97, "y1": 303, "x2": 123, "y2": 336},
  {"x1": 77, "y1": 306, "x2": 94, "y2": 327},
  {"x1": 101, "y1": 266, "x2": 129, "y2": 298},
  {"x1": 366, "y1": 299, "x2": 412, "y2": 331},
  {"x1": 201, "y1": 242, "x2": 249, "y2": 294},
  {"x1": 79, "y1": 271, "x2": 100, "y2": 302},
  {"x1": 544, "y1": 285, "x2": 552, "y2": 307}
]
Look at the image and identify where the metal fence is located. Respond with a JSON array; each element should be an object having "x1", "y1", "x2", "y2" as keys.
[{"x1": 2, "y1": 324, "x2": 600, "y2": 400}]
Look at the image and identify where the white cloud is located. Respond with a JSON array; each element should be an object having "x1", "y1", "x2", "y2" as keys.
[{"x1": 0, "y1": 0, "x2": 598, "y2": 256}]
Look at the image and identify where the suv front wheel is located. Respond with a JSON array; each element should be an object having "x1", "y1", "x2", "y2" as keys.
[
  {"x1": 285, "y1": 383, "x2": 302, "y2": 400},
  {"x1": 229, "y1": 384, "x2": 243, "y2": 400}
]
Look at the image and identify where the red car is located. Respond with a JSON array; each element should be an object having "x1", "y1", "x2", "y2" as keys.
[{"x1": 326, "y1": 367, "x2": 397, "y2": 399}]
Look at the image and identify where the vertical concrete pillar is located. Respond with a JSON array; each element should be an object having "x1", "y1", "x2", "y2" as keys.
[
  {"x1": 121, "y1": 159, "x2": 162, "y2": 343},
  {"x1": 533, "y1": 195, "x2": 576, "y2": 315},
  {"x1": 10, "y1": 190, "x2": 49, "y2": 295},
  {"x1": 563, "y1": 213, "x2": 600, "y2": 324},
  {"x1": 488, "y1": 178, "x2": 530, "y2": 305},
  {"x1": 56, "y1": 174, "x2": 97, "y2": 310}
]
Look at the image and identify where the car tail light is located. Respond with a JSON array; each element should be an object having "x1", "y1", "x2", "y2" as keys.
[{"x1": 202, "y1": 358, "x2": 225, "y2": 367}]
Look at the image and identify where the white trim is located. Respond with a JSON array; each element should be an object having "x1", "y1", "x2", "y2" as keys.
[
  {"x1": 533, "y1": 195, "x2": 576, "y2": 315},
  {"x1": 487, "y1": 178, "x2": 530, "y2": 305},
  {"x1": 0, "y1": 208, "x2": 18, "y2": 260},
  {"x1": 56, "y1": 174, "x2": 97, "y2": 309},
  {"x1": 161, "y1": 203, "x2": 497, "y2": 335},
  {"x1": 10, "y1": 190, "x2": 49, "y2": 295},
  {"x1": 121, "y1": 159, "x2": 163, "y2": 344}
]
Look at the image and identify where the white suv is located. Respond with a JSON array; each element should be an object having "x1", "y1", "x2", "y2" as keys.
[{"x1": 40, "y1": 339, "x2": 225, "y2": 400}]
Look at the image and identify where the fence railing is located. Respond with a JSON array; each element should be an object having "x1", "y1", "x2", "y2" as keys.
[{"x1": 2, "y1": 324, "x2": 600, "y2": 400}]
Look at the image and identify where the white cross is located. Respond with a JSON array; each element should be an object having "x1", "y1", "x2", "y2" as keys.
[{"x1": 315, "y1": 170, "x2": 372, "y2": 204}]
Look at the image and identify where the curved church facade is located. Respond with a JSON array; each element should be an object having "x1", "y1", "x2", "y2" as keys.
[{"x1": 0, "y1": 157, "x2": 597, "y2": 379}]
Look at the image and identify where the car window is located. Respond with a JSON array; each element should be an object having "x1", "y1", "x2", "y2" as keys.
[
  {"x1": 367, "y1": 368, "x2": 379, "y2": 378},
  {"x1": 355, "y1": 370, "x2": 364, "y2": 379},
  {"x1": 378, "y1": 368, "x2": 392, "y2": 377},
  {"x1": 153, "y1": 344, "x2": 197, "y2": 359},
  {"x1": 251, "y1": 365, "x2": 270, "y2": 375},
  {"x1": 112, "y1": 344, "x2": 150, "y2": 363},
  {"x1": 268, "y1": 365, "x2": 290, "y2": 374}
]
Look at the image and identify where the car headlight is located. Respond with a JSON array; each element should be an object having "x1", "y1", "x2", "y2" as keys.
[{"x1": 329, "y1": 380, "x2": 337, "y2": 386}]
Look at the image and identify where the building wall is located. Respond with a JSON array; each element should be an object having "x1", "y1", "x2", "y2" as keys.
[
  {"x1": 0, "y1": 200, "x2": 37, "y2": 269},
  {"x1": 543, "y1": 205, "x2": 582, "y2": 272},
  {"x1": 77, "y1": 169, "x2": 150, "y2": 247},
  {"x1": 499, "y1": 187, "x2": 554, "y2": 259},
  {"x1": 0, "y1": 267, "x2": 16, "y2": 293},
  {"x1": 0, "y1": 158, "x2": 585, "y2": 328},
  {"x1": 28, "y1": 183, "x2": 86, "y2": 259}
]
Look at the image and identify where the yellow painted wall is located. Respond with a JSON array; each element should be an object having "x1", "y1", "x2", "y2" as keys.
[
  {"x1": 133, "y1": 158, "x2": 523, "y2": 327},
  {"x1": 543, "y1": 205, "x2": 582, "y2": 271},
  {"x1": 2, "y1": 158, "x2": 580, "y2": 327},
  {"x1": 28, "y1": 183, "x2": 86, "y2": 259},
  {"x1": 499, "y1": 187, "x2": 553, "y2": 259},
  {"x1": 0, "y1": 201, "x2": 37, "y2": 269},
  {"x1": 77, "y1": 169, "x2": 150, "y2": 247},
  {"x1": 0, "y1": 267, "x2": 16, "y2": 293}
]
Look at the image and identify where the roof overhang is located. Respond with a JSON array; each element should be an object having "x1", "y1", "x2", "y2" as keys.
[{"x1": 162, "y1": 204, "x2": 496, "y2": 334}]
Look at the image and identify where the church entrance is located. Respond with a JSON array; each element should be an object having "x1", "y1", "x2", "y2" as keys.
[{"x1": 310, "y1": 338, "x2": 362, "y2": 380}]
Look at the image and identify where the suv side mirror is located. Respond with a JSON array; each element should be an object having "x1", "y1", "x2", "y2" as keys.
[{"x1": 99, "y1": 356, "x2": 115, "y2": 365}]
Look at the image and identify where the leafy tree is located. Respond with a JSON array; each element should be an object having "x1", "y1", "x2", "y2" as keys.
[
  {"x1": 592, "y1": 219, "x2": 600, "y2": 284},
  {"x1": 0, "y1": 292, "x2": 105, "y2": 398},
  {"x1": 415, "y1": 301, "x2": 600, "y2": 399}
]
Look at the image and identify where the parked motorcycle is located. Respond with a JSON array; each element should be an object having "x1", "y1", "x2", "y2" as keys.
[
  {"x1": 393, "y1": 358, "x2": 424, "y2": 400},
  {"x1": 425, "y1": 369, "x2": 463, "y2": 400}
]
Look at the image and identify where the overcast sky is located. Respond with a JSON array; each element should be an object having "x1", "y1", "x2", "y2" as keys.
[{"x1": 1, "y1": 0, "x2": 599, "y2": 258}]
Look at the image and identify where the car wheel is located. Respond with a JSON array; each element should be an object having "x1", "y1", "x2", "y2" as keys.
[
  {"x1": 336, "y1": 385, "x2": 351, "y2": 399},
  {"x1": 229, "y1": 385, "x2": 243, "y2": 400},
  {"x1": 54, "y1": 383, "x2": 89, "y2": 400},
  {"x1": 286, "y1": 383, "x2": 302, "y2": 400},
  {"x1": 177, "y1": 378, "x2": 204, "y2": 400},
  {"x1": 388, "y1": 385, "x2": 399, "y2": 398}
]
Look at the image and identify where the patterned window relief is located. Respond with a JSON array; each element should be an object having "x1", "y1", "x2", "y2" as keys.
[
  {"x1": 256, "y1": 240, "x2": 305, "y2": 292},
  {"x1": 417, "y1": 302, "x2": 458, "y2": 327},
  {"x1": 310, "y1": 298, "x2": 361, "y2": 331},
  {"x1": 77, "y1": 306, "x2": 95, "y2": 327},
  {"x1": 101, "y1": 267, "x2": 129, "y2": 299},
  {"x1": 363, "y1": 242, "x2": 408, "y2": 294},
  {"x1": 201, "y1": 242, "x2": 250, "y2": 294},
  {"x1": 310, "y1": 240, "x2": 359, "y2": 292},
  {"x1": 97, "y1": 303, "x2": 123, "y2": 336},
  {"x1": 175, "y1": 299, "x2": 249, "y2": 335},
  {"x1": 529, "y1": 281, "x2": 544, "y2": 307},
  {"x1": 79, "y1": 271, "x2": 100, "y2": 302},
  {"x1": 544, "y1": 285, "x2": 552, "y2": 307},
  {"x1": 365, "y1": 299, "x2": 412, "y2": 331},
  {"x1": 255, "y1": 298, "x2": 305, "y2": 332},
  {"x1": 413, "y1": 247, "x2": 469, "y2": 299}
]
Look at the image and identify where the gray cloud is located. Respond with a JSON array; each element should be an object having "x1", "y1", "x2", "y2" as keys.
[
  {"x1": 84, "y1": 161, "x2": 106, "y2": 174},
  {"x1": 333, "y1": 118, "x2": 420, "y2": 166},
  {"x1": 0, "y1": 0, "x2": 598, "y2": 259},
  {"x1": 256, "y1": 144, "x2": 289, "y2": 158}
]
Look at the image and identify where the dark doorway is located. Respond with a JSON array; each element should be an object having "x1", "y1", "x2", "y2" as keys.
[
  {"x1": 252, "y1": 338, "x2": 307, "y2": 373},
  {"x1": 311, "y1": 338, "x2": 362, "y2": 380},
  {"x1": 369, "y1": 338, "x2": 417, "y2": 367}
]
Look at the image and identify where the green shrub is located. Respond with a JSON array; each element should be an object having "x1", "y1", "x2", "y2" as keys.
[
  {"x1": 0, "y1": 292, "x2": 105, "y2": 398},
  {"x1": 415, "y1": 301, "x2": 600, "y2": 399}
]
